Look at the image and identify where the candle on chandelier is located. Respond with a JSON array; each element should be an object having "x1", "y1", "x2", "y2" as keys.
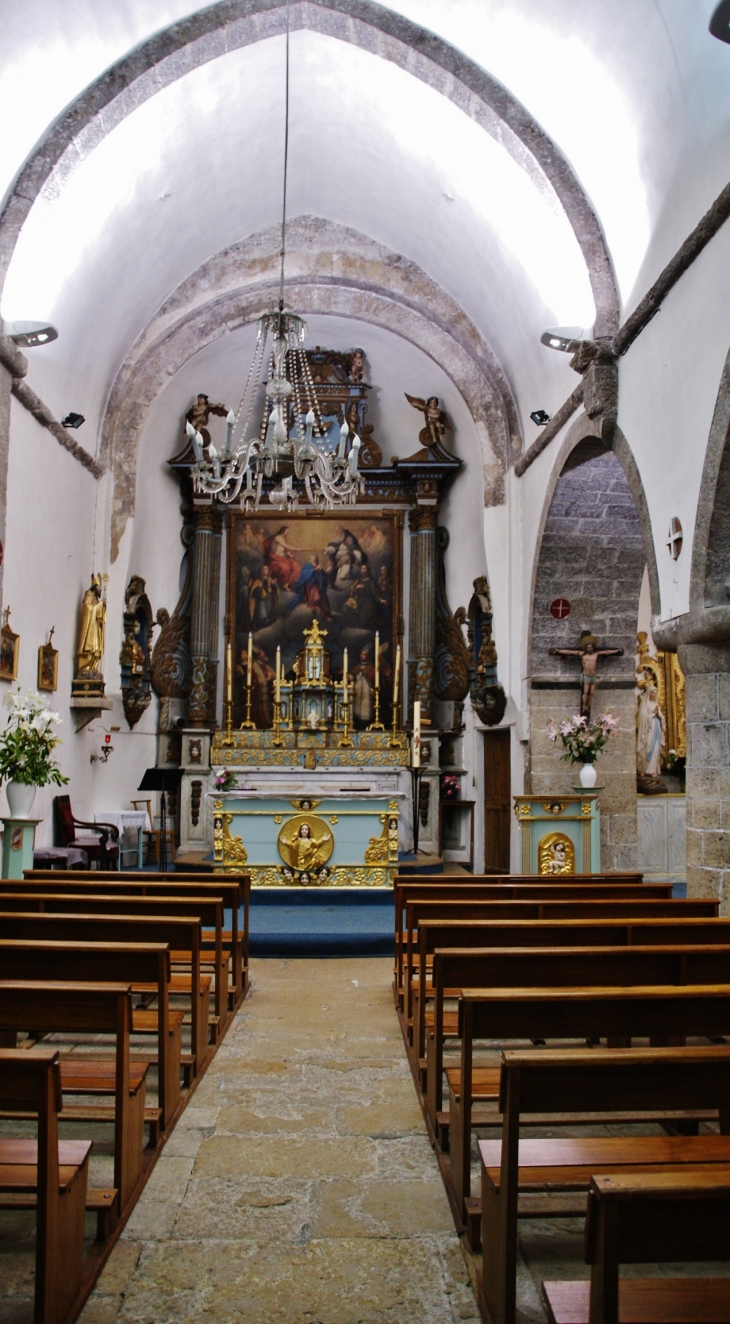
[
  {"x1": 374, "y1": 632, "x2": 380, "y2": 689},
  {"x1": 226, "y1": 642, "x2": 232, "y2": 705},
  {"x1": 393, "y1": 644, "x2": 401, "y2": 706},
  {"x1": 247, "y1": 632, "x2": 253, "y2": 687},
  {"x1": 412, "y1": 699, "x2": 421, "y2": 768}
]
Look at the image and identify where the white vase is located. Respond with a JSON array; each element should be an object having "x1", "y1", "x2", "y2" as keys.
[
  {"x1": 6, "y1": 781, "x2": 37, "y2": 818},
  {"x1": 578, "y1": 763, "x2": 597, "y2": 789}
]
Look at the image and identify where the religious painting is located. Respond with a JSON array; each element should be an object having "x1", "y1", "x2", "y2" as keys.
[
  {"x1": 226, "y1": 512, "x2": 402, "y2": 728},
  {"x1": 37, "y1": 639, "x2": 59, "y2": 692},
  {"x1": 0, "y1": 612, "x2": 19, "y2": 682}
]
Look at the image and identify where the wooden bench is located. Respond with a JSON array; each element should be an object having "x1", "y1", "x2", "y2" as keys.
[
  {"x1": 405, "y1": 904, "x2": 722, "y2": 1048},
  {"x1": 22, "y1": 869, "x2": 251, "y2": 1005},
  {"x1": 426, "y1": 943, "x2": 730, "y2": 1132},
  {"x1": 1, "y1": 892, "x2": 226, "y2": 1039},
  {"x1": 0, "y1": 980, "x2": 147, "y2": 1218},
  {"x1": 0, "y1": 939, "x2": 182, "y2": 1130},
  {"x1": 478, "y1": 1046, "x2": 730, "y2": 1324},
  {"x1": 393, "y1": 883, "x2": 673, "y2": 1008},
  {"x1": 543, "y1": 1171, "x2": 730, "y2": 1324},
  {"x1": 0, "y1": 911, "x2": 208, "y2": 1072},
  {"x1": 0, "y1": 1048, "x2": 92, "y2": 1324},
  {"x1": 451, "y1": 986, "x2": 730, "y2": 1231},
  {"x1": 411, "y1": 916, "x2": 730, "y2": 1064}
]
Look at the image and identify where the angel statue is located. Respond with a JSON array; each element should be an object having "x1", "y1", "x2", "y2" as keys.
[
  {"x1": 185, "y1": 393, "x2": 229, "y2": 448},
  {"x1": 404, "y1": 393, "x2": 455, "y2": 458}
]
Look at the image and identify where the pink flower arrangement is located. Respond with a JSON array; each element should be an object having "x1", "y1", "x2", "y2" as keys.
[{"x1": 546, "y1": 712, "x2": 619, "y2": 765}]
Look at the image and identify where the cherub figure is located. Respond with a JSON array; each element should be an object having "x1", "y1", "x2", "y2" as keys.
[
  {"x1": 549, "y1": 632, "x2": 624, "y2": 719},
  {"x1": 405, "y1": 393, "x2": 452, "y2": 454}
]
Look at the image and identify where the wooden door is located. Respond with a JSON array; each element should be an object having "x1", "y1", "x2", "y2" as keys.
[{"x1": 484, "y1": 728, "x2": 511, "y2": 872}]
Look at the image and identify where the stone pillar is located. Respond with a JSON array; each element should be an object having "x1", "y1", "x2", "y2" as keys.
[
  {"x1": 188, "y1": 504, "x2": 223, "y2": 727},
  {"x1": 679, "y1": 642, "x2": 730, "y2": 911},
  {"x1": 408, "y1": 503, "x2": 438, "y2": 724}
]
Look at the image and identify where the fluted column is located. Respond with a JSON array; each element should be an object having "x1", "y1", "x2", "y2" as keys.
[
  {"x1": 188, "y1": 504, "x2": 223, "y2": 726},
  {"x1": 408, "y1": 503, "x2": 438, "y2": 724}
]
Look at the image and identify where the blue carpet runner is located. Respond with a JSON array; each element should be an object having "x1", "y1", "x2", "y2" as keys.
[{"x1": 246, "y1": 888, "x2": 393, "y2": 957}]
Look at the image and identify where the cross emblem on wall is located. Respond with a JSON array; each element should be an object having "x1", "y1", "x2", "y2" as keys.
[{"x1": 549, "y1": 598, "x2": 571, "y2": 620}]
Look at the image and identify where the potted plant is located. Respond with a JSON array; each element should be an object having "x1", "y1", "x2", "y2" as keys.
[
  {"x1": 546, "y1": 712, "x2": 619, "y2": 787},
  {"x1": 0, "y1": 689, "x2": 68, "y2": 817}
]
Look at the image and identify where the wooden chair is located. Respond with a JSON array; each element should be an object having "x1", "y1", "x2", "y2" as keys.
[
  {"x1": 543, "y1": 1171, "x2": 730, "y2": 1324},
  {"x1": 0, "y1": 1049, "x2": 91, "y2": 1324},
  {"x1": 131, "y1": 799, "x2": 174, "y2": 866},
  {"x1": 53, "y1": 794, "x2": 119, "y2": 870}
]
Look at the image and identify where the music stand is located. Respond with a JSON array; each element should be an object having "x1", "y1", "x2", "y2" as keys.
[{"x1": 138, "y1": 768, "x2": 183, "y2": 873}]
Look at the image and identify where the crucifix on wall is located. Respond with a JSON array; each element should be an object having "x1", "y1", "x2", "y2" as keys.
[{"x1": 549, "y1": 631, "x2": 624, "y2": 720}]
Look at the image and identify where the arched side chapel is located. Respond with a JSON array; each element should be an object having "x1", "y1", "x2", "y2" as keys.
[{"x1": 0, "y1": 2, "x2": 728, "y2": 898}]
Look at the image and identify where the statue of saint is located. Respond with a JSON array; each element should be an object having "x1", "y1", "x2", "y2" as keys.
[
  {"x1": 290, "y1": 820, "x2": 331, "y2": 872},
  {"x1": 637, "y1": 683, "x2": 667, "y2": 790},
  {"x1": 77, "y1": 574, "x2": 107, "y2": 675}
]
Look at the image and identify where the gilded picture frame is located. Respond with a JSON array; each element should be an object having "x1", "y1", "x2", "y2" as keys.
[
  {"x1": 0, "y1": 623, "x2": 19, "y2": 681},
  {"x1": 226, "y1": 510, "x2": 403, "y2": 728},
  {"x1": 38, "y1": 643, "x2": 59, "y2": 692}
]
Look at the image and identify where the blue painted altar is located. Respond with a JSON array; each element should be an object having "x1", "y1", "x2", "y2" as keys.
[{"x1": 513, "y1": 792, "x2": 601, "y2": 874}]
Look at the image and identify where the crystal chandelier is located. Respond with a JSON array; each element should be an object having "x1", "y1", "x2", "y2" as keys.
[{"x1": 187, "y1": 6, "x2": 362, "y2": 511}]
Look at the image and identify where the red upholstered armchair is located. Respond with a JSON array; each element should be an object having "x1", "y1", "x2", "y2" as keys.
[{"x1": 53, "y1": 795, "x2": 120, "y2": 871}]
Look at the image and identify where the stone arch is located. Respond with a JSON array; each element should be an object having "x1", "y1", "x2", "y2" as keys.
[
  {"x1": 104, "y1": 218, "x2": 520, "y2": 560},
  {"x1": 0, "y1": 0, "x2": 619, "y2": 337},
  {"x1": 690, "y1": 342, "x2": 730, "y2": 609},
  {"x1": 527, "y1": 414, "x2": 660, "y2": 870}
]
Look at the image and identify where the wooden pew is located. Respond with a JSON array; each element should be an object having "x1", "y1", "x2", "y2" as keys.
[
  {"x1": 394, "y1": 883, "x2": 674, "y2": 1008},
  {"x1": 411, "y1": 916, "x2": 730, "y2": 1064},
  {"x1": 0, "y1": 981, "x2": 145, "y2": 1217},
  {"x1": 23, "y1": 869, "x2": 250, "y2": 1005},
  {"x1": 543, "y1": 1171, "x2": 730, "y2": 1324},
  {"x1": 451, "y1": 985, "x2": 730, "y2": 1229},
  {"x1": 426, "y1": 943, "x2": 730, "y2": 1131},
  {"x1": 0, "y1": 1049, "x2": 91, "y2": 1324},
  {"x1": 0, "y1": 892, "x2": 226, "y2": 1039},
  {"x1": 479, "y1": 1046, "x2": 730, "y2": 1324},
  {"x1": 404, "y1": 901, "x2": 721, "y2": 1040},
  {"x1": 0, "y1": 939, "x2": 181, "y2": 1131},
  {"x1": 0, "y1": 912, "x2": 208, "y2": 1072}
]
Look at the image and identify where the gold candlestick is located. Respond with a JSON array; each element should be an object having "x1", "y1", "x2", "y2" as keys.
[
  {"x1": 222, "y1": 641, "x2": 235, "y2": 744},
  {"x1": 368, "y1": 686, "x2": 384, "y2": 731},
  {"x1": 338, "y1": 677, "x2": 354, "y2": 747},
  {"x1": 388, "y1": 697, "x2": 401, "y2": 747},
  {"x1": 222, "y1": 697, "x2": 235, "y2": 745},
  {"x1": 240, "y1": 645, "x2": 256, "y2": 730}
]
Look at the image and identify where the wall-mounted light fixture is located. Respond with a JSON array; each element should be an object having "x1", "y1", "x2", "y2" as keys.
[
  {"x1": 710, "y1": 1, "x2": 730, "y2": 42},
  {"x1": 4, "y1": 321, "x2": 58, "y2": 347},
  {"x1": 62, "y1": 413, "x2": 85, "y2": 429},
  {"x1": 90, "y1": 727, "x2": 120, "y2": 765},
  {"x1": 530, "y1": 409, "x2": 551, "y2": 426},
  {"x1": 540, "y1": 327, "x2": 587, "y2": 353}
]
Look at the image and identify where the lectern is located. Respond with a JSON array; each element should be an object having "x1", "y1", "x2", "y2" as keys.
[{"x1": 138, "y1": 768, "x2": 183, "y2": 872}]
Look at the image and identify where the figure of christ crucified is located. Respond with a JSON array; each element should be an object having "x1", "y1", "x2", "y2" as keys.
[{"x1": 549, "y1": 632, "x2": 624, "y2": 720}]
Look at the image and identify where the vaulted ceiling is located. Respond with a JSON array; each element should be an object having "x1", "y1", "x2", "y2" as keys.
[{"x1": 0, "y1": 0, "x2": 726, "y2": 487}]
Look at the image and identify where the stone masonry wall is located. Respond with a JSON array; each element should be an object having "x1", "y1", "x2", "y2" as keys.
[
  {"x1": 680, "y1": 642, "x2": 730, "y2": 912},
  {"x1": 530, "y1": 443, "x2": 647, "y2": 870}
]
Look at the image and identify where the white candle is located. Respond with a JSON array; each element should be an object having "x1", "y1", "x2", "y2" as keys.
[
  {"x1": 275, "y1": 645, "x2": 281, "y2": 706},
  {"x1": 393, "y1": 644, "x2": 400, "y2": 706},
  {"x1": 247, "y1": 632, "x2": 253, "y2": 687},
  {"x1": 226, "y1": 642, "x2": 232, "y2": 704},
  {"x1": 413, "y1": 699, "x2": 421, "y2": 768},
  {"x1": 343, "y1": 648, "x2": 348, "y2": 693},
  {"x1": 374, "y1": 632, "x2": 380, "y2": 689}
]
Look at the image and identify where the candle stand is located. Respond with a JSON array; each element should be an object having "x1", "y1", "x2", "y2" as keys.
[
  {"x1": 409, "y1": 765, "x2": 424, "y2": 856},
  {"x1": 222, "y1": 698, "x2": 235, "y2": 746}
]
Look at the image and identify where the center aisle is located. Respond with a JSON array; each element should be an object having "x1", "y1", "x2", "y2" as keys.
[{"x1": 80, "y1": 958, "x2": 480, "y2": 1324}]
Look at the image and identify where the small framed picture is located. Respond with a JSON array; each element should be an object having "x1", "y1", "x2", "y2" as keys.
[
  {"x1": 0, "y1": 617, "x2": 19, "y2": 682},
  {"x1": 38, "y1": 642, "x2": 58, "y2": 692}
]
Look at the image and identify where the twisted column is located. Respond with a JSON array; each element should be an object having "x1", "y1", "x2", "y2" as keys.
[{"x1": 408, "y1": 504, "x2": 438, "y2": 724}]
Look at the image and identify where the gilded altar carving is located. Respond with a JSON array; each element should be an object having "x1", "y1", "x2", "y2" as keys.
[
  {"x1": 365, "y1": 816, "x2": 389, "y2": 864},
  {"x1": 277, "y1": 814, "x2": 334, "y2": 876},
  {"x1": 245, "y1": 864, "x2": 391, "y2": 889},
  {"x1": 538, "y1": 831, "x2": 575, "y2": 875}
]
